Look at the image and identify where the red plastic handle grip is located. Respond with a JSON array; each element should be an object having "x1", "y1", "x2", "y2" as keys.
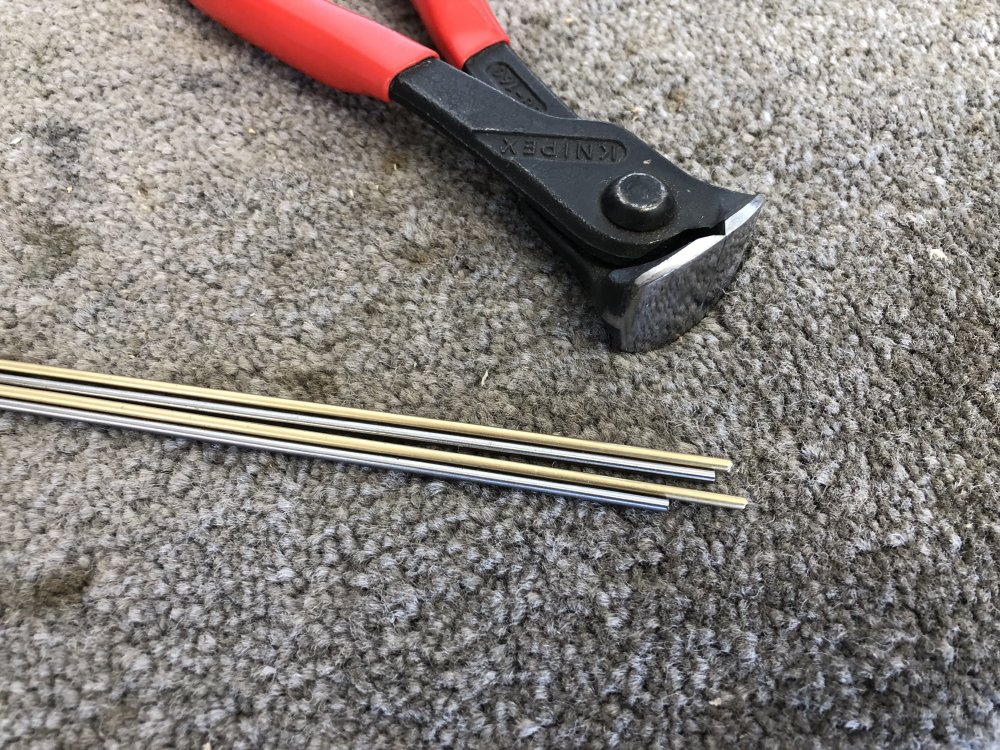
[
  {"x1": 190, "y1": 0, "x2": 438, "y2": 101},
  {"x1": 410, "y1": 0, "x2": 509, "y2": 68}
]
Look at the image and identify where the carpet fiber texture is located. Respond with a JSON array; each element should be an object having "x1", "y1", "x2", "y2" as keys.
[{"x1": 2, "y1": 0, "x2": 998, "y2": 747}]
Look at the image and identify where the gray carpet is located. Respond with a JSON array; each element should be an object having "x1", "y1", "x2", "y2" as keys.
[{"x1": 2, "y1": 0, "x2": 998, "y2": 746}]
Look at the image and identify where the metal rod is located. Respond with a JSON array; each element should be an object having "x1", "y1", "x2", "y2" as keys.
[
  {"x1": 0, "y1": 397, "x2": 672, "y2": 512},
  {"x1": 0, "y1": 383, "x2": 748, "y2": 510},
  {"x1": 0, "y1": 372, "x2": 715, "y2": 483},
  {"x1": 0, "y1": 359, "x2": 732, "y2": 473}
]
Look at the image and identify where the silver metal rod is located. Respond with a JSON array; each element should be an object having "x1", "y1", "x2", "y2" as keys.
[
  {"x1": 0, "y1": 372, "x2": 714, "y2": 483},
  {"x1": 0, "y1": 397, "x2": 672, "y2": 512},
  {"x1": 0, "y1": 382, "x2": 748, "y2": 509},
  {"x1": 0, "y1": 359, "x2": 733, "y2": 472}
]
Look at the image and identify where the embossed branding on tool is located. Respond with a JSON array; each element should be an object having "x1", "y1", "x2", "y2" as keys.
[
  {"x1": 482, "y1": 134, "x2": 628, "y2": 163},
  {"x1": 485, "y1": 62, "x2": 546, "y2": 112}
]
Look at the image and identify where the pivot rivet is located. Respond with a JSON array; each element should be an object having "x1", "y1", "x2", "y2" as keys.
[{"x1": 601, "y1": 173, "x2": 675, "y2": 232}]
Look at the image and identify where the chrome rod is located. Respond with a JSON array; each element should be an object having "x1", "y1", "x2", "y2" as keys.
[
  {"x1": 0, "y1": 359, "x2": 732, "y2": 472},
  {"x1": 0, "y1": 383, "x2": 748, "y2": 509},
  {"x1": 0, "y1": 397, "x2": 673, "y2": 512},
  {"x1": 0, "y1": 372, "x2": 715, "y2": 482}
]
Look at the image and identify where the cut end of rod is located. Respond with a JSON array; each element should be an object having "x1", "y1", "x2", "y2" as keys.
[
  {"x1": 669, "y1": 488, "x2": 749, "y2": 510},
  {"x1": 713, "y1": 458, "x2": 734, "y2": 473}
]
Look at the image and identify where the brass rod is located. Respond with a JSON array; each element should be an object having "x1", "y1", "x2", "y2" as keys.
[
  {"x1": 0, "y1": 383, "x2": 747, "y2": 510},
  {"x1": 0, "y1": 397, "x2": 674, "y2": 512},
  {"x1": 0, "y1": 359, "x2": 732, "y2": 473},
  {"x1": 0, "y1": 372, "x2": 716, "y2": 483}
]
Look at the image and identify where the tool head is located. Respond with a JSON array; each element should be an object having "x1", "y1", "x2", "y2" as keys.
[
  {"x1": 526, "y1": 195, "x2": 764, "y2": 352},
  {"x1": 392, "y1": 59, "x2": 765, "y2": 351},
  {"x1": 598, "y1": 195, "x2": 765, "y2": 351}
]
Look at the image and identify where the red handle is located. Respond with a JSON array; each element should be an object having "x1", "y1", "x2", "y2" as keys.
[
  {"x1": 411, "y1": 0, "x2": 509, "y2": 68},
  {"x1": 190, "y1": 0, "x2": 438, "y2": 101}
]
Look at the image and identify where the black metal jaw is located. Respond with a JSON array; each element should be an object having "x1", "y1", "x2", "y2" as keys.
[{"x1": 390, "y1": 47, "x2": 764, "y2": 351}]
